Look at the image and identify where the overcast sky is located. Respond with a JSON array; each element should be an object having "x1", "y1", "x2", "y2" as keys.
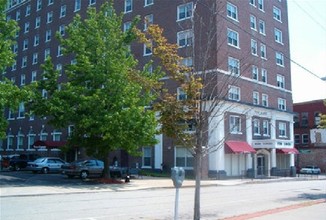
[{"x1": 288, "y1": 0, "x2": 326, "y2": 103}]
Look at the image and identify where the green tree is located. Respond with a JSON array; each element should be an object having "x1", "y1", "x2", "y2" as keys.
[
  {"x1": 29, "y1": 2, "x2": 161, "y2": 177},
  {"x1": 318, "y1": 100, "x2": 326, "y2": 128},
  {"x1": 0, "y1": 0, "x2": 30, "y2": 138}
]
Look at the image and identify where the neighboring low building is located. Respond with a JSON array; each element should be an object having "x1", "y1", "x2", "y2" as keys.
[{"x1": 294, "y1": 99, "x2": 326, "y2": 173}]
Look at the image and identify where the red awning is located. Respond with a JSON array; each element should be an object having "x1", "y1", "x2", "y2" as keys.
[
  {"x1": 277, "y1": 148, "x2": 299, "y2": 154},
  {"x1": 33, "y1": 140, "x2": 67, "y2": 149},
  {"x1": 225, "y1": 141, "x2": 256, "y2": 154}
]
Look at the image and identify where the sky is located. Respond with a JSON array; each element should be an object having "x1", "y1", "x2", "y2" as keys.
[{"x1": 287, "y1": 0, "x2": 326, "y2": 103}]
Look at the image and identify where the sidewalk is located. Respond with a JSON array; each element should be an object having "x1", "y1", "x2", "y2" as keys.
[{"x1": 1, "y1": 174, "x2": 325, "y2": 197}]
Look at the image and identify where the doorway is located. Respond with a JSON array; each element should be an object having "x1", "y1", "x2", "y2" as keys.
[{"x1": 257, "y1": 154, "x2": 265, "y2": 175}]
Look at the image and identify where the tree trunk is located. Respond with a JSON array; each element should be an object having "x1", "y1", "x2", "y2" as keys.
[
  {"x1": 103, "y1": 152, "x2": 111, "y2": 179},
  {"x1": 193, "y1": 151, "x2": 202, "y2": 220}
]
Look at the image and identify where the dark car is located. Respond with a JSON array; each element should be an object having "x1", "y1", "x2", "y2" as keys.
[
  {"x1": 8, "y1": 154, "x2": 39, "y2": 171},
  {"x1": 61, "y1": 159, "x2": 104, "y2": 179}
]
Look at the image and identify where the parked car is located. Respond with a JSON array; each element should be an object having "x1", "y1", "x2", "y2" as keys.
[
  {"x1": 27, "y1": 157, "x2": 67, "y2": 174},
  {"x1": 61, "y1": 159, "x2": 104, "y2": 179},
  {"x1": 8, "y1": 154, "x2": 39, "y2": 171},
  {"x1": 300, "y1": 166, "x2": 321, "y2": 174}
]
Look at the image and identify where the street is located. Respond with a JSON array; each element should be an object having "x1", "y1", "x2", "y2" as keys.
[{"x1": 0, "y1": 172, "x2": 325, "y2": 220}]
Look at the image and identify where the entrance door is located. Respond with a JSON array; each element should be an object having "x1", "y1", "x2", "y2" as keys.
[{"x1": 257, "y1": 154, "x2": 265, "y2": 175}]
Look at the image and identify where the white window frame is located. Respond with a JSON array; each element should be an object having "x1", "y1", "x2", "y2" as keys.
[
  {"x1": 273, "y1": 6, "x2": 282, "y2": 22},
  {"x1": 59, "y1": 25, "x2": 65, "y2": 36},
  {"x1": 74, "y1": 0, "x2": 81, "y2": 12},
  {"x1": 47, "y1": 11, "x2": 53, "y2": 24},
  {"x1": 124, "y1": 0, "x2": 133, "y2": 13},
  {"x1": 89, "y1": 0, "x2": 96, "y2": 5},
  {"x1": 22, "y1": 56, "x2": 27, "y2": 68},
  {"x1": 277, "y1": 74, "x2": 285, "y2": 88},
  {"x1": 32, "y1": 53, "x2": 38, "y2": 64},
  {"x1": 142, "y1": 146, "x2": 152, "y2": 168},
  {"x1": 274, "y1": 28, "x2": 283, "y2": 44},
  {"x1": 123, "y1": 21, "x2": 131, "y2": 32},
  {"x1": 263, "y1": 120, "x2": 270, "y2": 136},
  {"x1": 230, "y1": 115, "x2": 241, "y2": 134},
  {"x1": 24, "y1": 22, "x2": 29, "y2": 33},
  {"x1": 228, "y1": 57, "x2": 240, "y2": 76},
  {"x1": 262, "y1": 94, "x2": 268, "y2": 107},
  {"x1": 28, "y1": 132, "x2": 36, "y2": 149},
  {"x1": 177, "y1": 30, "x2": 193, "y2": 48},
  {"x1": 26, "y1": 5, "x2": 31, "y2": 16},
  {"x1": 227, "y1": 28, "x2": 239, "y2": 48},
  {"x1": 17, "y1": 131, "x2": 24, "y2": 150},
  {"x1": 228, "y1": 85, "x2": 240, "y2": 101},
  {"x1": 18, "y1": 102, "x2": 25, "y2": 118},
  {"x1": 227, "y1": 2, "x2": 238, "y2": 21},
  {"x1": 276, "y1": 52, "x2": 284, "y2": 66},
  {"x1": 253, "y1": 91, "x2": 259, "y2": 105},
  {"x1": 278, "y1": 122, "x2": 287, "y2": 137},
  {"x1": 144, "y1": 14, "x2": 153, "y2": 30},
  {"x1": 34, "y1": 34, "x2": 40, "y2": 46},
  {"x1": 259, "y1": 20, "x2": 265, "y2": 35},
  {"x1": 45, "y1": 30, "x2": 52, "y2": 42},
  {"x1": 44, "y1": 48, "x2": 51, "y2": 60},
  {"x1": 253, "y1": 119, "x2": 260, "y2": 135},
  {"x1": 177, "y1": 2, "x2": 193, "y2": 21},
  {"x1": 144, "y1": 0, "x2": 154, "y2": 7},
  {"x1": 60, "y1": 5, "x2": 66, "y2": 18},
  {"x1": 23, "y1": 39, "x2": 28, "y2": 50},
  {"x1": 251, "y1": 39, "x2": 257, "y2": 55},
  {"x1": 302, "y1": 134, "x2": 309, "y2": 144},
  {"x1": 20, "y1": 74, "x2": 26, "y2": 86},
  {"x1": 260, "y1": 44, "x2": 266, "y2": 59},
  {"x1": 35, "y1": 17, "x2": 41, "y2": 29},
  {"x1": 258, "y1": 0, "x2": 264, "y2": 11},
  {"x1": 250, "y1": 15, "x2": 257, "y2": 30},
  {"x1": 31, "y1": 71, "x2": 37, "y2": 82},
  {"x1": 177, "y1": 87, "x2": 187, "y2": 101},
  {"x1": 250, "y1": 0, "x2": 256, "y2": 6},
  {"x1": 278, "y1": 98, "x2": 286, "y2": 111},
  {"x1": 175, "y1": 147, "x2": 194, "y2": 169},
  {"x1": 143, "y1": 42, "x2": 152, "y2": 56},
  {"x1": 252, "y1": 65, "x2": 258, "y2": 80}
]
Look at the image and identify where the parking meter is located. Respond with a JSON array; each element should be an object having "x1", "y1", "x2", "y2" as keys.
[{"x1": 171, "y1": 167, "x2": 185, "y2": 188}]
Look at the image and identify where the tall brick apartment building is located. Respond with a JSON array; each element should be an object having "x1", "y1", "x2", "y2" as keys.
[
  {"x1": 2, "y1": 0, "x2": 296, "y2": 178},
  {"x1": 294, "y1": 99, "x2": 326, "y2": 173}
]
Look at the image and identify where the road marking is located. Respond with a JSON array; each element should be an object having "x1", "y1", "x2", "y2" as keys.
[{"x1": 222, "y1": 199, "x2": 326, "y2": 220}]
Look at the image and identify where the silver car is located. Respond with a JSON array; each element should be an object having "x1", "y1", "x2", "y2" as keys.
[
  {"x1": 61, "y1": 159, "x2": 104, "y2": 179},
  {"x1": 27, "y1": 157, "x2": 67, "y2": 174}
]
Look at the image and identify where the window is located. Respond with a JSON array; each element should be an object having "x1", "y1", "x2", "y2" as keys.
[
  {"x1": 181, "y1": 57, "x2": 193, "y2": 67},
  {"x1": 26, "y1": 5, "x2": 31, "y2": 16},
  {"x1": 35, "y1": 17, "x2": 41, "y2": 28},
  {"x1": 57, "y1": 45, "x2": 63, "y2": 57},
  {"x1": 28, "y1": 131, "x2": 36, "y2": 149},
  {"x1": 16, "y1": 10, "x2": 20, "y2": 21},
  {"x1": 301, "y1": 112, "x2": 308, "y2": 127},
  {"x1": 251, "y1": 39, "x2": 257, "y2": 55},
  {"x1": 34, "y1": 34, "x2": 40, "y2": 46},
  {"x1": 31, "y1": 71, "x2": 37, "y2": 82},
  {"x1": 259, "y1": 20, "x2": 265, "y2": 35},
  {"x1": 18, "y1": 102, "x2": 25, "y2": 118},
  {"x1": 314, "y1": 112, "x2": 321, "y2": 126},
  {"x1": 177, "y1": 2, "x2": 193, "y2": 20},
  {"x1": 260, "y1": 44, "x2": 266, "y2": 59},
  {"x1": 294, "y1": 134, "x2": 300, "y2": 144},
  {"x1": 48, "y1": 0, "x2": 54, "y2": 5},
  {"x1": 12, "y1": 61, "x2": 17, "y2": 70},
  {"x1": 276, "y1": 52, "x2": 284, "y2": 66},
  {"x1": 278, "y1": 122, "x2": 287, "y2": 137},
  {"x1": 262, "y1": 94, "x2": 268, "y2": 107},
  {"x1": 74, "y1": 0, "x2": 81, "y2": 11},
  {"x1": 228, "y1": 85, "x2": 240, "y2": 101},
  {"x1": 37, "y1": 0, "x2": 42, "y2": 11},
  {"x1": 89, "y1": 0, "x2": 96, "y2": 5},
  {"x1": 250, "y1": 0, "x2": 256, "y2": 6},
  {"x1": 228, "y1": 57, "x2": 240, "y2": 75},
  {"x1": 13, "y1": 44, "x2": 18, "y2": 54},
  {"x1": 274, "y1": 28, "x2": 283, "y2": 44},
  {"x1": 44, "y1": 48, "x2": 51, "y2": 60},
  {"x1": 42, "y1": 89, "x2": 48, "y2": 99},
  {"x1": 143, "y1": 42, "x2": 152, "y2": 56},
  {"x1": 68, "y1": 125, "x2": 75, "y2": 137},
  {"x1": 20, "y1": 74, "x2": 26, "y2": 85},
  {"x1": 227, "y1": 29, "x2": 239, "y2": 47},
  {"x1": 47, "y1": 12, "x2": 53, "y2": 23},
  {"x1": 8, "y1": 110, "x2": 14, "y2": 120},
  {"x1": 60, "y1": 5, "x2": 66, "y2": 18},
  {"x1": 302, "y1": 134, "x2": 309, "y2": 144},
  {"x1": 7, "y1": 135, "x2": 14, "y2": 150},
  {"x1": 52, "y1": 130, "x2": 62, "y2": 141},
  {"x1": 230, "y1": 115, "x2": 241, "y2": 133},
  {"x1": 293, "y1": 113, "x2": 299, "y2": 128},
  {"x1": 250, "y1": 15, "x2": 257, "y2": 30},
  {"x1": 253, "y1": 92, "x2": 259, "y2": 105},
  {"x1": 59, "y1": 25, "x2": 65, "y2": 36},
  {"x1": 175, "y1": 147, "x2": 194, "y2": 168},
  {"x1": 124, "y1": 0, "x2": 132, "y2": 13},
  {"x1": 263, "y1": 120, "x2": 270, "y2": 136},
  {"x1": 123, "y1": 21, "x2": 131, "y2": 32},
  {"x1": 253, "y1": 119, "x2": 260, "y2": 135},
  {"x1": 32, "y1": 53, "x2": 38, "y2": 64},
  {"x1": 24, "y1": 22, "x2": 29, "y2": 33},
  {"x1": 252, "y1": 65, "x2": 258, "y2": 80},
  {"x1": 17, "y1": 131, "x2": 24, "y2": 149},
  {"x1": 278, "y1": 98, "x2": 286, "y2": 111},
  {"x1": 145, "y1": 0, "x2": 153, "y2": 6},
  {"x1": 227, "y1": 2, "x2": 238, "y2": 21},
  {"x1": 144, "y1": 14, "x2": 153, "y2": 30},
  {"x1": 258, "y1": 0, "x2": 264, "y2": 11},
  {"x1": 177, "y1": 87, "x2": 187, "y2": 101},
  {"x1": 56, "y1": 64, "x2": 63, "y2": 76},
  {"x1": 45, "y1": 30, "x2": 52, "y2": 42},
  {"x1": 273, "y1": 6, "x2": 281, "y2": 22},
  {"x1": 177, "y1": 30, "x2": 193, "y2": 47},
  {"x1": 40, "y1": 128, "x2": 48, "y2": 141},
  {"x1": 277, "y1": 74, "x2": 285, "y2": 88},
  {"x1": 23, "y1": 39, "x2": 28, "y2": 50},
  {"x1": 22, "y1": 56, "x2": 27, "y2": 68},
  {"x1": 142, "y1": 147, "x2": 152, "y2": 167}
]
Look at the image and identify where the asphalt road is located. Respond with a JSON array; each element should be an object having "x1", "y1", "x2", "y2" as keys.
[{"x1": 0, "y1": 171, "x2": 325, "y2": 220}]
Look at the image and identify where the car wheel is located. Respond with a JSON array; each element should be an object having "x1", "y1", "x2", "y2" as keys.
[
  {"x1": 14, "y1": 164, "x2": 21, "y2": 171},
  {"x1": 80, "y1": 171, "x2": 88, "y2": 179},
  {"x1": 42, "y1": 167, "x2": 49, "y2": 174}
]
